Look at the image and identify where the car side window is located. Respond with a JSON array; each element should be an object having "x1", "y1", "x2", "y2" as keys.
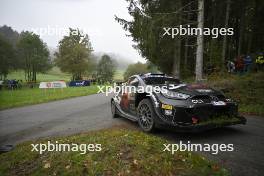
[{"x1": 128, "y1": 77, "x2": 139, "y2": 87}]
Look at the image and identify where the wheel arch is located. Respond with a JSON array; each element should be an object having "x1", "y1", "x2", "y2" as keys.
[
  {"x1": 135, "y1": 93, "x2": 149, "y2": 108},
  {"x1": 135, "y1": 93, "x2": 159, "y2": 108}
]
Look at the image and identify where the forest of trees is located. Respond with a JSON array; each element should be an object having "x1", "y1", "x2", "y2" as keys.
[
  {"x1": 1, "y1": 0, "x2": 263, "y2": 82},
  {"x1": 55, "y1": 28, "x2": 93, "y2": 81},
  {"x1": 0, "y1": 25, "x2": 51, "y2": 81},
  {"x1": 123, "y1": 61, "x2": 158, "y2": 80},
  {"x1": 116, "y1": 0, "x2": 264, "y2": 80},
  {"x1": 96, "y1": 54, "x2": 116, "y2": 84},
  {"x1": 17, "y1": 31, "x2": 51, "y2": 82},
  {"x1": 0, "y1": 26, "x2": 117, "y2": 82}
]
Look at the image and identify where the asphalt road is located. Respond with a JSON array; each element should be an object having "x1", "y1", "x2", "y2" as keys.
[{"x1": 0, "y1": 93, "x2": 263, "y2": 175}]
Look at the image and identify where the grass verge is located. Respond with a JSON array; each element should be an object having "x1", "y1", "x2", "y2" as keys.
[
  {"x1": 198, "y1": 116, "x2": 241, "y2": 126},
  {"x1": 208, "y1": 72, "x2": 264, "y2": 116},
  {"x1": 6, "y1": 68, "x2": 72, "y2": 82},
  {"x1": 0, "y1": 86, "x2": 99, "y2": 110},
  {"x1": 0, "y1": 129, "x2": 229, "y2": 176},
  {"x1": 7, "y1": 68, "x2": 125, "y2": 82}
]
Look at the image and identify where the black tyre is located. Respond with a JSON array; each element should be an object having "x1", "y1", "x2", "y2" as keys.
[
  {"x1": 137, "y1": 99, "x2": 156, "y2": 132},
  {"x1": 111, "y1": 100, "x2": 118, "y2": 118}
]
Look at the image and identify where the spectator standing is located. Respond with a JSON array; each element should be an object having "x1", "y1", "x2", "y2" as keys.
[
  {"x1": 235, "y1": 55, "x2": 245, "y2": 75},
  {"x1": 227, "y1": 60, "x2": 235, "y2": 73},
  {"x1": 256, "y1": 52, "x2": 264, "y2": 72},
  {"x1": 244, "y1": 55, "x2": 252, "y2": 72}
]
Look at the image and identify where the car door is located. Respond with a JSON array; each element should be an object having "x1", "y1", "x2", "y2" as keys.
[
  {"x1": 119, "y1": 77, "x2": 138, "y2": 116},
  {"x1": 128, "y1": 77, "x2": 139, "y2": 115}
]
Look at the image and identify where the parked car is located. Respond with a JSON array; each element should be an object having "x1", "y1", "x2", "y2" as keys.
[{"x1": 111, "y1": 73, "x2": 246, "y2": 132}]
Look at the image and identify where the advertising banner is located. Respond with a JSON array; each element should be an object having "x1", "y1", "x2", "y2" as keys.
[
  {"x1": 39, "y1": 81, "x2": 67, "y2": 88},
  {"x1": 69, "y1": 80, "x2": 90, "y2": 87}
]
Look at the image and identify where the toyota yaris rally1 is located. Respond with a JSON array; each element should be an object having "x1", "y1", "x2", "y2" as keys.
[{"x1": 111, "y1": 73, "x2": 246, "y2": 132}]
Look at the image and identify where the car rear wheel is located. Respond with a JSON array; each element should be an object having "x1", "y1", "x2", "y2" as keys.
[
  {"x1": 137, "y1": 99, "x2": 155, "y2": 132},
  {"x1": 111, "y1": 100, "x2": 118, "y2": 118}
]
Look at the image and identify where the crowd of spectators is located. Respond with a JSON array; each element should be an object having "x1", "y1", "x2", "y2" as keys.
[
  {"x1": 226, "y1": 52, "x2": 264, "y2": 74},
  {"x1": 0, "y1": 79, "x2": 23, "y2": 90}
]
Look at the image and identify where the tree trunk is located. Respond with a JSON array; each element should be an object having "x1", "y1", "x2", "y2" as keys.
[
  {"x1": 247, "y1": 0, "x2": 257, "y2": 54},
  {"x1": 172, "y1": 41, "x2": 181, "y2": 79},
  {"x1": 221, "y1": 0, "x2": 231, "y2": 67},
  {"x1": 172, "y1": 0, "x2": 182, "y2": 79},
  {"x1": 184, "y1": 37, "x2": 188, "y2": 68},
  {"x1": 247, "y1": 34, "x2": 252, "y2": 54},
  {"x1": 238, "y1": 9, "x2": 245, "y2": 56},
  {"x1": 195, "y1": 0, "x2": 204, "y2": 81},
  {"x1": 33, "y1": 69, "x2": 36, "y2": 82},
  {"x1": 183, "y1": 5, "x2": 192, "y2": 71}
]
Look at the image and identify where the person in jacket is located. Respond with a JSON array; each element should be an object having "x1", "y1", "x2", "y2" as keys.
[
  {"x1": 244, "y1": 55, "x2": 252, "y2": 72},
  {"x1": 256, "y1": 52, "x2": 264, "y2": 72},
  {"x1": 235, "y1": 55, "x2": 245, "y2": 75}
]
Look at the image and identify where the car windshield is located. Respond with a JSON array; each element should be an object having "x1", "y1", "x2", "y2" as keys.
[{"x1": 143, "y1": 77, "x2": 180, "y2": 85}]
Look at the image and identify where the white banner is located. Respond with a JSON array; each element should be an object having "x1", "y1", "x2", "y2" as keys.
[{"x1": 39, "y1": 81, "x2": 67, "y2": 88}]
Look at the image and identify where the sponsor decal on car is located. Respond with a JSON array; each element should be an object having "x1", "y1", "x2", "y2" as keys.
[
  {"x1": 161, "y1": 104, "x2": 173, "y2": 110},
  {"x1": 196, "y1": 89, "x2": 213, "y2": 93},
  {"x1": 212, "y1": 101, "x2": 226, "y2": 106}
]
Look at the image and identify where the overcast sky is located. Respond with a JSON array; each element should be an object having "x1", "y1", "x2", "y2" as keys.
[{"x1": 0, "y1": 0, "x2": 145, "y2": 62}]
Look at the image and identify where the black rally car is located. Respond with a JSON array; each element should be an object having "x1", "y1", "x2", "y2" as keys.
[{"x1": 111, "y1": 73, "x2": 246, "y2": 132}]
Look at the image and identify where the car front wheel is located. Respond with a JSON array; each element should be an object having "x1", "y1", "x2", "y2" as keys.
[
  {"x1": 111, "y1": 100, "x2": 118, "y2": 118},
  {"x1": 137, "y1": 99, "x2": 156, "y2": 132}
]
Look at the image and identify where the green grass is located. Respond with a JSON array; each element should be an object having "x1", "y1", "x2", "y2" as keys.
[
  {"x1": 1, "y1": 66, "x2": 123, "y2": 110},
  {"x1": 0, "y1": 128, "x2": 229, "y2": 176},
  {"x1": 207, "y1": 72, "x2": 264, "y2": 116},
  {"x1": 7, "y1": 67, "x2": 72, "y2": 82},
  {"x1": 198, "y1": 116, "x2": 242, "y2": 126},
  {"x1": 7, "y1": 68, "x2": 125, "y2": 82},
  {"x1": 1, "y1": 67, "x2": 117, "y2": 109},
  {"x1": 0, "y1": 86, "x2": 99, "y2": 109},
  {"x1": 114, "y1": 69, "x2": 125, "y2": 81}
]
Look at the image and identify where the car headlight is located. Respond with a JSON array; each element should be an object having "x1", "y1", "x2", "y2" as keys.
[
  {"x1": 225, "y1": 98, "x2": 232, "y2": 102},
  {"x1": 161, "y1": 90, "x2": 190, "y2": 99}
]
